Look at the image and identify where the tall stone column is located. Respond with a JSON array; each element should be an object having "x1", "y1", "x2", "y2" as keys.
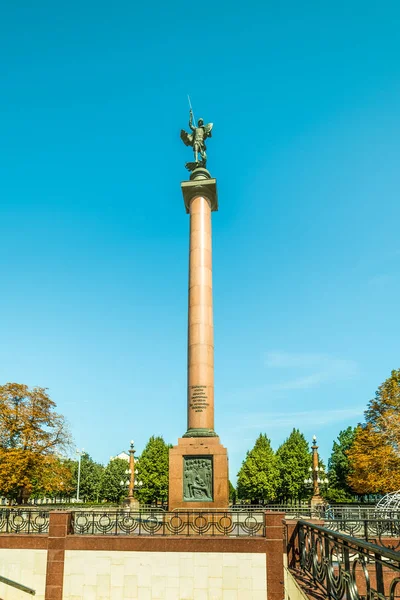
[
  {"x1": 168, "y1": 168, "x2": 228, "y2": 510},
  {"x1": 185, "y1": 170, "x2": 217, "y2": 437}
]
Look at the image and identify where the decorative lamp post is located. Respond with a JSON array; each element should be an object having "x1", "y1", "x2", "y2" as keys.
[
  {"x1": 128, "y1": 440, "x2": 135, "y2": 504},
  {"x1": 119, "y1": 440, "x2": 143, "y2": 509},
  {"x1": 304, "y1": 435, "x2": 328, "y2": 511}
]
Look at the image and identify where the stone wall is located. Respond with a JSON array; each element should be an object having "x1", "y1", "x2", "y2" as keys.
[
  {"x1": 0, "y1": 548, "x2": 47, "y2": 599},
  {"x1": 63, "y1": 550, "x2": 266, "y2": 599}
]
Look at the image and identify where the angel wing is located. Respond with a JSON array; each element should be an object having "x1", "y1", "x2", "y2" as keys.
[
  {"x1": 180, "y1": 129, "x2": 193, "y2": 147},
  {"x1": 204, "y1": 123, "x2": 213, "y2": 138}
]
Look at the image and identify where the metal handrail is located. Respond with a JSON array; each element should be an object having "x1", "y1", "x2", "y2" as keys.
[{"x1": 0, "y1": 574, "x2": 35, "y2": 595}]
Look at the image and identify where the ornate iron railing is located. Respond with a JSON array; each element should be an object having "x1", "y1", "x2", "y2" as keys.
[
  {"x1": 296, "y1": 520, "x2": 400, "y2": 600},
  {"x1": 324, "y1": 519, "x2": 400, "y2": 551},
  {"x1": 324, "y1": 506, "x2": 400, "y2": 520},
  {"x1": 0, "y1": 509, "x2": 50, "y2": 534},
  {"x1": 71, "y1": 510, "x2": 266, "y2": 537},
  {"x1": 233, "y1": 504, "x2": 316, "y2": 518}
]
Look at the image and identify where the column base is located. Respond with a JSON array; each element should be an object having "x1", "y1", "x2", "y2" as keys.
[
  {"x1": 182, "y1": 428, "x2": 218, "y2": 438},
  {"x1": 123, "y1": 496, "x2": 139, "y2": 510},
  {"x1": 168, "y1": 436, "x2": 229, "y2": 511},
  {"x1": 309, "y1": 495, "x2": 325, "y2": 511}
]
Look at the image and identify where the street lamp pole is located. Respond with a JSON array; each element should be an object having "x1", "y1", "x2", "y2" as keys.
[{"x1": 76, "y1": 448, "x2": 84, "y2": 502}]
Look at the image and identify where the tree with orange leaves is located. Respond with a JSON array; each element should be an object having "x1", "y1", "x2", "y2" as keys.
[
  {"x1": 365, "y1": 369, "x2": 400, "y2": 457},
  {"x1": 347, "y1": 369, "x2": 400, "y2": 495},
  {"x1": 0, "y1": 383, "x2": 72, "y2": 504},
  {"x1": 347, "y1": 424, "x2": 400, "y2": 494}
]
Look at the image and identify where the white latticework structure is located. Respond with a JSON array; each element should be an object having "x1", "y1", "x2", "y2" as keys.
[{"x1": 376, "y1": 490, "x2": 400, "y2": 515}]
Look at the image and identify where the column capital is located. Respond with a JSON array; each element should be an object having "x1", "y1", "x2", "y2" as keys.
[{"x1": 181, "y1": 169, "x2": 218, "y2": 213}]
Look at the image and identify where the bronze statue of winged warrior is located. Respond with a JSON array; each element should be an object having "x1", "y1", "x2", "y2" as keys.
[{"x1": 180, "y1": 109, "x2": 213, "y2": 171}]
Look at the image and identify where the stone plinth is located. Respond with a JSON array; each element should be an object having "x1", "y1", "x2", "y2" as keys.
[{"x1": 169, "y1": 436, "x2": 229, "y2": 510}]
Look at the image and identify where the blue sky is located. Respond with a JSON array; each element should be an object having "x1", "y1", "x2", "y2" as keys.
[{"x1": 1, "y1": 1, "x2": 400, "y2": 482}]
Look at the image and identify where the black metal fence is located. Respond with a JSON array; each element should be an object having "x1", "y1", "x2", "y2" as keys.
[
  {"x1": 234, "y1": 503, "x2": 313, "y2": 514},
  {"x1": 0, "y1": 509, "x2": 50, "y2": 534},
  {"x1": 71, "y1": 510, "x2": 266, "y2": 537},
  {"x1": 323, "y1": 519, "x2": 400, "y2": 551},
  {"x1": 324, "y1": 506, "x2": 400, "y2": 520},
  {"x1": 296, "y1": 520, "x2": 400, "y2": 600}
]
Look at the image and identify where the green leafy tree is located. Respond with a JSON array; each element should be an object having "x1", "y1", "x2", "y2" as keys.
[
  {"x1": 229, "y1": 481, "x2": 237, "y2": 504},
  {"x1": 100, "y1": 458, "x2": 129, "y2": 503},
  {"x1": 135, "y1": 436, "x2": 170, "y2": 504},
  {"x1": 275, "y1": 429, "x2": 310, "y2": 503},
  {"x1": 72, "y1": 453, "x2": 104, "y2": 502},
  {"x1": 237, "y1": 434, "x2": 279, "y2": 503},
  {"x1": 325, "y1": 427, "x2": 357, "y2": 503}
]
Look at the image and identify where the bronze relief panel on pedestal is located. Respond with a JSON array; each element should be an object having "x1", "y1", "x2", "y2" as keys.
[{"x1": 183, "y1": 456, "x2": 213, "y2": 501}]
